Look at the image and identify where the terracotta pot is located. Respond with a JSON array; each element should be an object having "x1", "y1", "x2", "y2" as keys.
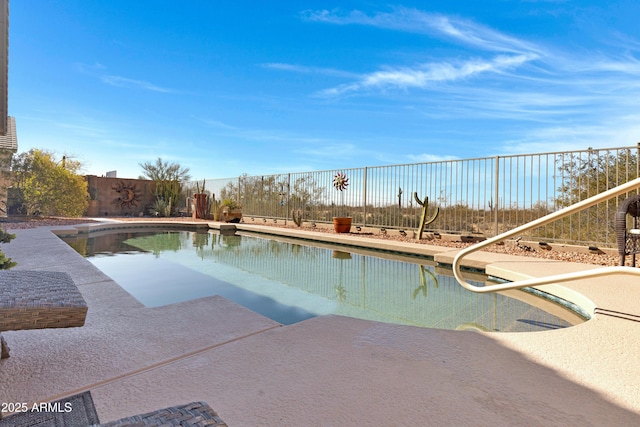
[
  {"x1": 333, "y1": 217, "x2": 352, "y2": 233},
  {"x1": 193, "y1": 194, "x2": 208, "y2": 219}
]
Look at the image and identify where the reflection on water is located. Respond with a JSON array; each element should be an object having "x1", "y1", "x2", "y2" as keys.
[{"x1": 62, "y1": 230, "x2": 584, "y2": 332}]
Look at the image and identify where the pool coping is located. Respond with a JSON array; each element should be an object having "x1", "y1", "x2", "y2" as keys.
[{"x1": 2, "y1": 220, "x2": 639, "y2": 425}]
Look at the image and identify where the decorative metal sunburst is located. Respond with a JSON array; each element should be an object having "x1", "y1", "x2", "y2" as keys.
[
  {"x1": 333, "y1": 172, "x2": 349, "y2": 191},
  {"x1": 112, "y1": 181, "x2": 143, "y2": 210}
]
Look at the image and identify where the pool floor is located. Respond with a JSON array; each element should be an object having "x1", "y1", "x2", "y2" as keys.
[{"x1": 62, "y1": 230, "x2": 584, "y2": 332}]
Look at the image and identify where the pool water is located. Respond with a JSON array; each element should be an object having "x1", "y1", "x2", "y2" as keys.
[{"x1": 62, "y1": 230, "x2": 585, "y2": 332}]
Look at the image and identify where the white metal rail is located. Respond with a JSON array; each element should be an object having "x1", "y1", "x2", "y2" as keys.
[{"x1": 453, "y1": 177, "x2": 640, "y2": 293}]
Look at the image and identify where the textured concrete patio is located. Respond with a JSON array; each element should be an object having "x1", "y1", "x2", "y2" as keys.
[{"x1": 0, "y1": 221, "x2": 638, "y2": 426}]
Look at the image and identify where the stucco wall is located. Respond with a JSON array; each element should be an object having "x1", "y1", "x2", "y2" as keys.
[{"x1": 85, "y1": 175, "x2": 156, "y2": 217}]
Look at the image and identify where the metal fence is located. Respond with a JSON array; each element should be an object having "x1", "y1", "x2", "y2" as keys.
[{"x1": 187, "y1": 144, "x2": 640, "y2": 247}]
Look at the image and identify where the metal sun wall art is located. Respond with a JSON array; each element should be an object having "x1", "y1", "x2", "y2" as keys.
[{"x1": 112, "y1": 181, "x2": 143, "y2": 210}]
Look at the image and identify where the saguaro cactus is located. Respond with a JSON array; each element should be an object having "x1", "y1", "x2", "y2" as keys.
[
  {"x1": 414, "y1": 192, "x2": 439, "y2": 240},
  {"x1": 292, "y1": 208, "x2": 303, "y2": 227}
]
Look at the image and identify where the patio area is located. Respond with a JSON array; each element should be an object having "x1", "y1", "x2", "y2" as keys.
[{"x1": 0, "y1": 221, "x2": 639, "y2": 426}]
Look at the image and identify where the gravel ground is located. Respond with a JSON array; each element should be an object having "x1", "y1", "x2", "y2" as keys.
[
  {"x1": 1, "y1": 217, "x2": 102, "y2": 229},
  {"x1": 0, "y1": 216, "x2": 627, "y2": 267}
]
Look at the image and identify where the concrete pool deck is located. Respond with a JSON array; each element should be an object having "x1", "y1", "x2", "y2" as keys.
[{"x1": 0, "y1": 221, "x2": 638, "y2": 426}]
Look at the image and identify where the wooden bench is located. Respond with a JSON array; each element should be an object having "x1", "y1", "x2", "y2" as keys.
[{"x1": 0, "y1": 271, "x2": 88, "y2": 359}]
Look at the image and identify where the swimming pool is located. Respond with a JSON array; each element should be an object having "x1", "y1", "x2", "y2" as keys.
[{"x1": 62, "y1": 229, "x2": 585, "y2": 332}]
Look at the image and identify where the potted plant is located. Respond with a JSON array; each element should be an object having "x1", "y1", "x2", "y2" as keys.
[
  {"x1": 193, "y1": 179, "x2": 208, "y2": 219},
  {"x1": 220, "y1": 198, "x2": 242, "y2": 223},
  {"x1": 332, "y1": 171, "x2": 351, "y2": 233}
]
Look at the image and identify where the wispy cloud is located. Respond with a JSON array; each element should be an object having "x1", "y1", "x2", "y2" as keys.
[
  {"x1": 500, "y1": 112, "x2": 640, "y2": 155},
  {"x1": 302, "y1": 7, "x2": 543, "y2": 55},
  {"x1": 100, "y1": 75, "x2": 175, "y2": 93},
  {"x1": 406, "y1": 153, "x2": 460, "y2": 163},
  {"x1": 300, "y1": 3, "x2": 640, "y2": 158},
  {"x1": 300, "y1": 7, "x2": 544, "y2": 97},
  {"x1": 76, "y1": 62, "x2": 177, "y2": 93},
  {"x1": 193, "y1": 116, "x2": 354, "y2": 149},
  {"x1": 318, "y1": 54, "x2": 537, "y2": 96},
  {"x1": 295, "y1": 142, "x2": 359, "y2": 158},
  {"x1": 576, "y1": 56, "x2": 640, "y2": 75},
  {"x1": 262, "y1": 63, "x2": 359, "y2": 78},
  {"x1": 23, "y1": 109, "x2": 112, "y2": 140},
  {"x1": 196, "y1": 117, "x2": 239, "y2": 130}
]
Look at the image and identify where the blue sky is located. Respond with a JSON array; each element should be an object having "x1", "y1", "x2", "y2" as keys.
[{"x1": 9, "y1": 1, "x2": 640, "y2": 180}]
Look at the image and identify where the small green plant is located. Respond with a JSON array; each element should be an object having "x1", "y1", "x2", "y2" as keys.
[
  {"x1": 148, "y1": 198, "x2": 171, "y2": 217},
  {"x1": 221, "y1": 198, "x2": 239, "y2": 210},
  {"x1": 0, "y1": 252, "x2": 16, "y2": 270},
  {"x1": 0, "y1": 227, "x2": 16, "y2": 270}
]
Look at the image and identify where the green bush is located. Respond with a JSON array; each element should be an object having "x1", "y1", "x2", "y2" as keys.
[{"x1": 11, "y1": 149, "x2": 88, "y2": 217}]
